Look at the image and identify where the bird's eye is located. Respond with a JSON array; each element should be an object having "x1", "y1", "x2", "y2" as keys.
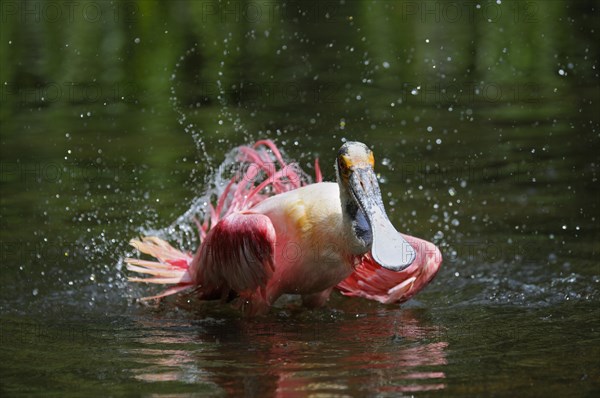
[{"x1": 338, "y1": 156, "x2": 352, "y2": 176}]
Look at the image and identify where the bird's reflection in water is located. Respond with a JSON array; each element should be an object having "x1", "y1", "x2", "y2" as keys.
[{"x1": 128, "y1": 304, "x2": 447, "y2": 396}]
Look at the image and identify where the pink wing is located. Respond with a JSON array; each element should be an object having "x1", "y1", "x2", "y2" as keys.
[
  {"x1": 337, "y1": 234, "x2": 442, "y2": 304},
  {"x1": 125, "y1": 140, "x2": 319, "y2": 303},
  {"x1": 196, "y1": 212, "x2": 276, "y2": 300}
]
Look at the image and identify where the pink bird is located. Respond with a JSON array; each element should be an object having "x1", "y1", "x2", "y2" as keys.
[{"x1": 125, "y1": 140, "x2": 442, "y2": 315}]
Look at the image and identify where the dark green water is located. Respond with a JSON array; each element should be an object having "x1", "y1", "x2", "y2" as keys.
[{"x1": 1, "y1": 1, "x2": 599, "y2": 396}]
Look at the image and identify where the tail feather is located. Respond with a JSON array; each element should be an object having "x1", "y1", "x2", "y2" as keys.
[
  {"x1": 125, "y1": 263, "x2": 191, "y2": 279},
  {"x1": 314, "y1": 158, "x2": 322, "y2": 183},
  {"x1": 125, "y1": 258, "x2": 182, "y2": 270},
  {"x1": 128, "y1": 276, "x2": 188, "y2": 285},
  {"x1": 129, "y1": 237, "x2": 193, "y2": 267},
  {"x1": 125, "y1": 237, "x2": 195, "y2": 299}
]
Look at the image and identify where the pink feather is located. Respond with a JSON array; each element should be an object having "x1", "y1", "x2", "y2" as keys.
[{"x1": 124, "y1": 140, "x2": 442, "y2": 309}]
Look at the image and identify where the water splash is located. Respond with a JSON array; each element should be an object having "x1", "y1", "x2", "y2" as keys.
[
  {"x1": 169, "y1": 44, "x2": 211, "y2": 165},
  {"x1": 215, "y1": 35, "x2": 251, "y2": 141}
]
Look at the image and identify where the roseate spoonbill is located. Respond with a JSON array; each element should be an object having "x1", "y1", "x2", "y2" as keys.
[{"x1": 125, "y1": 140, "x2": 441, "y2": 315}]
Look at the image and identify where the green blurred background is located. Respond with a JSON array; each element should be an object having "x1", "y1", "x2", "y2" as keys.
[{"x1": 0, "y1": 1, "x2": 599, "y2": 396}]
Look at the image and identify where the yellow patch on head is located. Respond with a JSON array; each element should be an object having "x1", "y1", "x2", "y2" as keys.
[
  {"x1": 339, "y1": 151, "x2": 374, "y2": 170},
  {"x1": 340, "y1": 154, "x2": 354, "y2": 169},
  {"x1": 367, "y1": 151, "x2": 374, "y2": 167},
  {"x1": 337, "y1": 141, "x2": 375, "y2": 181}
]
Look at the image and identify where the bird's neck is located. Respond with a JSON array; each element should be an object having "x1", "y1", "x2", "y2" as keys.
[{"x1": 338, "y1": 185, "x2": 372, "y2": 256}]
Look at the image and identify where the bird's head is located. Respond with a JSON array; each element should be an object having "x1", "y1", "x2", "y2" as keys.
[{"x1": 336, "y1": 141, "x2": 415, "y2": 271}]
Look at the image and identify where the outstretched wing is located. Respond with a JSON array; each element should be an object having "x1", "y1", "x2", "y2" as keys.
[
  {"x1": 196, "y1": 212, "x2": 276, "y2": 299},
  {"x1": 337, "y1": 234, "x2": 442, "y2": 304}
]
